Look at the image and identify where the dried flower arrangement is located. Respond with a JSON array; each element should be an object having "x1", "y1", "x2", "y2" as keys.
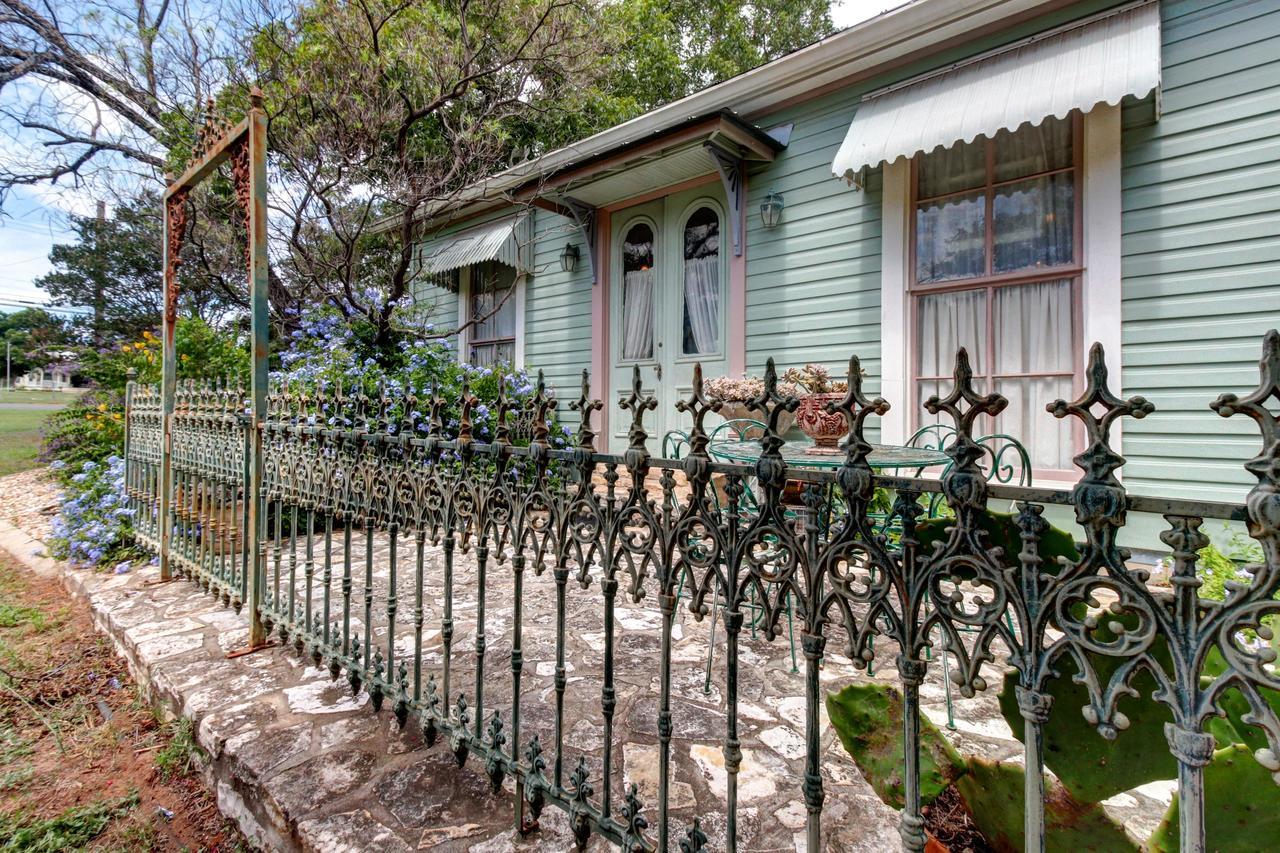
[
  {"x1": 702, "y1": 374, "x2": 803, "y2": 402},
  {"x1": 782, "y1": 363, "x2": 848, "y2": 395}
]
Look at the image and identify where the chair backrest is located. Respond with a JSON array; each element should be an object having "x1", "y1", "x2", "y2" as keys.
[
  {"x1": 976, "y1": 433, "x2": 1033, "y2": 487},
  {"x1": 708, "y1": 418, "x2": 768, "y2": 444},
  {"x1": 906, "y1": 423, "x2": 957, "y2": 452},
  {"x1": 662, "y1": 429, "x2": 691, "y2": 460}
]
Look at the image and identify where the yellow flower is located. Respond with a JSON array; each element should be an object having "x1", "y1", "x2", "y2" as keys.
[
  {"x1": 142, "y1": 330, "x2": 154, "y2": 340},
  {"x1": 120, "y1": 344, "x2": 129, "y2": 352},
  {"x1": 97, "y1": 403, "x2": 108, "y2": 412}
]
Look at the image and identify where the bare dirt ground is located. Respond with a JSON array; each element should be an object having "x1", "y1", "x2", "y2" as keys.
[{"x1": 0, "y1": 547, "x2": 250, "y2": 851}]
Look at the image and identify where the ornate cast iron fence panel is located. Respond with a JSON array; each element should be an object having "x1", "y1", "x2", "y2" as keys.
[{"x1": 123, "y1": 333, "x2": 1280, "y2": 853}]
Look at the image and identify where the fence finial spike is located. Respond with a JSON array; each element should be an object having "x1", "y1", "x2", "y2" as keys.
[
  {"x1": 746, "y1": 358, "x2": 799, "y2": 459},
  {"x1": 530, "y1": 370, "x2": 556, "y2": 447},
  {"x1": 569, "y1": 368, "x2": 602, "y2": 450},
  {"x1": 1050, "y1": 341, "x2": 1153, "y2": 483},
  {"x1": 828, "y1": 355, "x2": 888, "y2": 466},
  {"x1": 1211, "y1": 329, "x2": 1280, "y2": 547},
  {"x1": 676, "y1": 362, "x2": 721, "y2": 459},
  {"x1": 458, "y1": 379, "x2": 476, "y2": 443},
  {"x1": 619, "y1": 364, "x2": 657, "y2": 456},
  {"x1": 494, "y1": 380, "x2": 512, "y2": 446}
]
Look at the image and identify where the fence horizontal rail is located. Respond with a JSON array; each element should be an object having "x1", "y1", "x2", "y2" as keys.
[{"x1": 123, "y1": 333, "x2": 1280, "y2": 853}]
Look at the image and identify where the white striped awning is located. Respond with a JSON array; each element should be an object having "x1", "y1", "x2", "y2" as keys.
[
  {"x1": 419, "y1": 214, "x2": 529, "y2": 278},
  {"x1": 831, "y1": 1, "x2": 1161, "y2": 180}
]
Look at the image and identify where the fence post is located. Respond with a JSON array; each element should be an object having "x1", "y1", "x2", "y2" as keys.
[
  {"x1": 246, "y1": 87, "x2": 269, "y2": 648},
  {"x1": 123, "y1": 367, "x2": 136, "y2": 491},
  {"x1": 159, "y1": 185, "x2": 182, "y2": 583}
]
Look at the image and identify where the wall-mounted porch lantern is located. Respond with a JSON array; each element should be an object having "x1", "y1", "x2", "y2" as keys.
[
  {"x1": 560, "y1": 241, "x2": 580, "y2": 274},
  {"x1": 760, "y1": 190, "x2": 784, "y2": 230}
]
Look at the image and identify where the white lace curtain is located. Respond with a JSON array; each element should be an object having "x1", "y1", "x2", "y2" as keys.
[
  {"x1": 622, "y1": 268, "x2": 654, "y2": 360},
  {"x1": 683, "y1": 255, "x2": 720, "y2": 355},
  {"x1": 917, "y1": 280, "x2": 1073, "y2": 470}
]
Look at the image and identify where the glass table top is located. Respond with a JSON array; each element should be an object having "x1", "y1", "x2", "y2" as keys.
[{"x1": 708, "y1": 439, "x2": 951, "y2": 470}]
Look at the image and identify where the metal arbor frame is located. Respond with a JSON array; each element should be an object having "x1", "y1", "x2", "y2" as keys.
[{"x1": 159, "y1": 89, "x2": 269, "y2": 646}]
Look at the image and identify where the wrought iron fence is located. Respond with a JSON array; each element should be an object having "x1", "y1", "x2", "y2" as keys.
[{"x1": 123, "y1": 332, "x2": 1280, "y2": 853}]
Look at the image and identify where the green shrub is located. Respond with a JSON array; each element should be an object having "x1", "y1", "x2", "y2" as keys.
[{"x1": 39, "y1": 390, "x2": 124, "y2": 485}]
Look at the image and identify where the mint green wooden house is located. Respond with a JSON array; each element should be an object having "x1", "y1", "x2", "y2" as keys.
[{"x1": 405, "y1": 0, "x2": 1280, "y2": 547}]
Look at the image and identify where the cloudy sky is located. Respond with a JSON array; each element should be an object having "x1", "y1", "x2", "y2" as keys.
[{"x1": 0, "y1": 0, "x2": 899, "y2": 310}]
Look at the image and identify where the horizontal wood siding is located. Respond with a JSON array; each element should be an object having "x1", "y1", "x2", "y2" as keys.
[
  {"x1": 526, "y1": 208, "x2": 593, "y2": 429},
  {"x1": 745, "y1": 87, "x2": 884, "y2": 437},
  {"x1": 1120, "y1": 0, "x2": 1280, "y2": 501},
  {"x1": 409, "y1": 267, "x2": 459, "y2": 350}
]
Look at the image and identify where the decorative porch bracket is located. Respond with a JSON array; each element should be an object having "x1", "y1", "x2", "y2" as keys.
[
  {"x1": 561, "y1": 196, "x2": 598, "y2": 284},
  {"x1": 704, "y1": 143, "x2": 745, "y2": 256},
  {"x1": 161, "y1": 89, "x2": 269, "y2": 647}
]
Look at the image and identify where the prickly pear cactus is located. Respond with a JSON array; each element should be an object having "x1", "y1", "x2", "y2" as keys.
[
  {"x1": 826, "y1": 682, "x2": 966, "y2": 810},
  {"x1": 953, "y1": 757, "x2": 1136, "y2": 853},
  {"x1": 997, "y1": 658, "x2": 1176, "y2": 802},
  {"x1": 1146, "y1": 743, "x2": 1280, "y2": 852},
  {"x1": 914, "y1": 507, "x2": 1079, "y2": 574}
]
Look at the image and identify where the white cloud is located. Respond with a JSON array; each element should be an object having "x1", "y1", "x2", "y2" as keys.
[{"x1": 830, "y1": 0, "x2": 909, "y2": 31}]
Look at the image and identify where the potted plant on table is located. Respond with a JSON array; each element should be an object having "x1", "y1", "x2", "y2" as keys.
[
  {"x1": 784, "y1": 363, "x2": 854, "y2": 452},
  {"x1": 702, "y1": 374, "x2": 800, "y2": 437}
]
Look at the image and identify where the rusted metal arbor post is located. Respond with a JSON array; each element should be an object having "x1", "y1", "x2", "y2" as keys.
[{"x1": 161, "y1": 88, "x2": 269, "y2": 646}]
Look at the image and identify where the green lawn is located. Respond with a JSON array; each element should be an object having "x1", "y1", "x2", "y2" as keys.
[
  {"x1": 0, "y1": 389, "x2": 84, "y2": 405},
  {"x1": 0, "y1": 405, "x2": 62, "y2": 477}
]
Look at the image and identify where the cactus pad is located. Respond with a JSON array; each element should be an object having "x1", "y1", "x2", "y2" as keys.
[
  {"x1": 954, "y1": 757, "x2": 1136, "y2": 852},
  {"x1": 1146, "y1": 743, "x2": 1280, "y2": 851},
  {"x1": 826, "y1": 682, "x2": 966, "y2": 810}
]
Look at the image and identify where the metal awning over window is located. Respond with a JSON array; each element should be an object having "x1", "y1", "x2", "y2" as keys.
[
  {"x1": 831, "y1": 0, "x2": 1161, "y2": 181},
  {"x1": 419, "y1": 214, "x2": 529, "y2": 278}
]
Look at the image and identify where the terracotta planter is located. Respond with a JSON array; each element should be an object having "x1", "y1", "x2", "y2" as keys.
[{"x1": 795, "y1": 392, "x2": 846, "y2": 451}]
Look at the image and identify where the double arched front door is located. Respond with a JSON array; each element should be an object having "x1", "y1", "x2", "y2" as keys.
[{"x1": 609, "y1": 186, "x2": 730, "y2": 451}]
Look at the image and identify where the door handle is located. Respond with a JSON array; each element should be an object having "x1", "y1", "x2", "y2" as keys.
[{"x1": 656, "y1": 363, "x2": 663, "y2": 381}]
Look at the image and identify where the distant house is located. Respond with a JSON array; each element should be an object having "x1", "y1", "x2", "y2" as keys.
[
  {"x1": 15, "y1": 357, "x2": 78, "y2": 391},
  {"x1": 391, "y1": 0, "x2": 1280, "y2": 545},
  {"x1": 15, "y1": 361, "x2": 75, "y2": 389}
]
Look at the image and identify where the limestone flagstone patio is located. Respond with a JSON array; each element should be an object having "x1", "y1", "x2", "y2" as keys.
[{"x1": 0, "y1": 470, "x2": 1172, "y2": 850}]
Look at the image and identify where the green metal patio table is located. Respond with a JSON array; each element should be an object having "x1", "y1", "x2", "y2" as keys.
[
  {"x1": 707, "y1": 438, "x2": 950, "y2": 471},
  {"x1": 689, "y1": 437, "x2": 950, "y2": 682}
]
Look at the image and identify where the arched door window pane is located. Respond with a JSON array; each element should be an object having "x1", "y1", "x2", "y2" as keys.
[
  {"x1": 621, "y1": 223, "x2": 655, "y2": 360},
  {"x1": 682, "y1": 207, "x2": 720, "y2": 355}
]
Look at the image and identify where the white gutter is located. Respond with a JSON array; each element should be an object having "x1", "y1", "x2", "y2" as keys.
[{"x1": 389, "y1": 0, "x2": 1067, "y2": 229}]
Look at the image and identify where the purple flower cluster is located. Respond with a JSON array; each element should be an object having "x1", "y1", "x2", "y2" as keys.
[{"x1": 48, "y1": 455, "x2": 134, "y2": 568}]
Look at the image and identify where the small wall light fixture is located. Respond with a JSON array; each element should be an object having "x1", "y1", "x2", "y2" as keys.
[
  {"x1": 560, "y1": 242, "x2": 580, "y2": 273},
  {"x1": 760, "y1": 190, "x2": 784, "y2": 229}
]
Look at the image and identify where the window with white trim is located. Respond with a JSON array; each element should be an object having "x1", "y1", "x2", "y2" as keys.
[
  {"x1": 467, "y1": 261, "x2": 518, "y2": 367},
  {"x1": 911, "y1": 114, "x2": 1081, "y2": 473}
]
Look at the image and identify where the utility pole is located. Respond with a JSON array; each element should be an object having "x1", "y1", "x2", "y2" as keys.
[
  {"x1": 5, "y1": 340, "x2": 9, "y2": 392},
  {"x1": 93, "y1": 200, "x2": 106, "y2": 346}
]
